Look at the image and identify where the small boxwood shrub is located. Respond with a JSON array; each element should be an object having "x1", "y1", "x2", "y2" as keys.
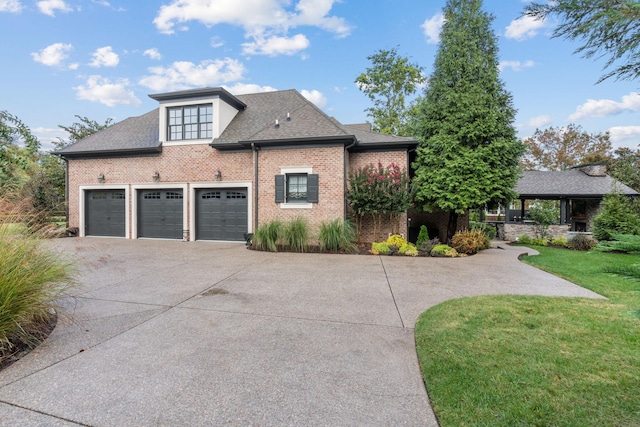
[
  {"x1": 517, "y1": 235, "x2": 532, "y2": 244},
  {"x1": 551, "y1": 237, "x2": 568, "y2": 247},
  {"x1": 387, "y1": 234, "x2": 407, "y2": 248},
  {"x1": 452, "y1": 229, "x2": 490, "y2": 255},
  {"x1": 431, "y1": 244, "x2": 458, "y2": 257},
  {"x1": 371, "y1": 241, "x2": 391, "y2": 255}
]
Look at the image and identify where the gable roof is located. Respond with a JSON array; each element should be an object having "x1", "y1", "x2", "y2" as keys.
[
  {"x1": 516, "y1": 170, "x2": 638, "y2": 198},
  {"x1": 56, "y1": 89, "x2": 417, "y2": 157}
]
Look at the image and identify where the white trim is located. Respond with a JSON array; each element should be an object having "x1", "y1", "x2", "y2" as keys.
[
  {"x1": 132, "y1": 183, "x2": 188, "y2": 239},
  {"x1": 190, "y1": 181, "x2": 252, "y2": 242},
  {"x1": 279, "y1": 166, "x2": 313, "y2": 209},
  {"x1": 79, "y1": 185, "x2": 130, "y2": 238}
]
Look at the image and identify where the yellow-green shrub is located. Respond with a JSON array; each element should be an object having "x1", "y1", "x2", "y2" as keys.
[
  {"x1": 451, "y1": 229, "x2": 490, "y2": 255},
  {"x1": 371, "y1": 241, "x2": 391, "y2": 255},
  {"x1": 431, "y1": 244, "x2": 458, "y2": 257},
  {"x1": 399, "y1": 242, "x2": 417, "y2": 255},
  {"x1": 387, "y1": 234, "x2": 407, "y2": 248}
]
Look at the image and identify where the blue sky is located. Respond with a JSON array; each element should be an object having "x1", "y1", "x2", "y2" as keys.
[{"x1": 1, "y1": 0, "x2": 639, "y2": 152}]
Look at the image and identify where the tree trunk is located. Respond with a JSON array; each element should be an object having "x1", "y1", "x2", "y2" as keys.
[{"x1": 446, "y1": 211, "x2": 459, "y2": 244}]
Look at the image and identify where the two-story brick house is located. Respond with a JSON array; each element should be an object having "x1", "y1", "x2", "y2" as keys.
[{"x1": 56, "y1": 87, "x2": 417, "y2": 242}]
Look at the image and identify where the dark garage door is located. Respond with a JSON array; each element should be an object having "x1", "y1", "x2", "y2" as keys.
[
  {"x1": 85, "y1": 190, "x2": 126, "y2": 237},
  {"x1": 138, "y1": 189, "x2": 184, "y2": 239},
  {"x1": 196, "y1": 188, "x2": 248, "y2": 241}
]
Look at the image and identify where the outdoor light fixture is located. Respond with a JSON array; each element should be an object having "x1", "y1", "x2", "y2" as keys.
[
  {"x1": 274, "y1": 119, "x2": 279, "y2": 129},
  {"x1": 153, "y1": 171, "x2": 160, "y2": 182},
  {"x1": 215, "y1": 170, "x2": 222, "y2": 181},
  {"x1": 97, "y1": 173, "x2": 105, "y2": 183},
  {"x1": 286, "y1": 112, "x2": 291, "y2": 121}
]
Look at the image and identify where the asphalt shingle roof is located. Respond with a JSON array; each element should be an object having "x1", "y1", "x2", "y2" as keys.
[
  {"x1": 516, "y1": 170, "x2": 638, "y2": 198},
  {"x1": 55, "y1": 89, "x2": 417, "y2": 156}
]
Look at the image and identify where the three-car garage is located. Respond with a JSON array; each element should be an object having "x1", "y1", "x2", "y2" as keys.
[{"x1": 81, "y1": 185, "x2": 250, "y2": 241}]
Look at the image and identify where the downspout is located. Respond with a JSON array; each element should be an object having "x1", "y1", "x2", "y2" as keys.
[
  {"x1": 407, "y1": 147, "x2": 417, "y2": 238},
  {"x1": 343, "y1": 138, "x2": 357, "y2": 219},
  {"x1": 252, "y1": 142, "x2": 259, "y2": 231}
]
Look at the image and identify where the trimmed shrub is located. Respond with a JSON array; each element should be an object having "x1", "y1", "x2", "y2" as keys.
[
  {"x1": 282, "y1": 217, "x2": 310, "y2": 252},
  {"x1": 530, "y1": 237, "x2": 549, "y2": 246},
  {"x1": 431, "y1": 244, "x2": 458, "y2": 257},
  {"x1": 399, "y1": 242, "x2": 417, "y2": 255},
  {"x1": 252, "y1": 220, "x2": 283, "y2": 252},
  {"x1": 567, "y1": 234, "x2": 596, "y2": 251},
  {"x1": 318, "y1": 218, "x2": 357, "y2": 253},
  {"x1": 551, "y1": 237, "x2": 568, "y2": 247},
  {"x1": 470, "y1": 221, "x2": 497, "y2": 240},
  {"x1": 387, "y1": 234, "x2": 407, "y2": 248},
  {"x1": 517, "y1": 235, "x2": 532, "y2": 244},
  {"x1": 416, "y1": 225, "x2": 430, "y2": 247},
  {"x1": 371, "y1": 241, "x2": 391, "y2": 255},
  {"x1": 452, "y1": 229, "x2": 490, "y2": 255}
]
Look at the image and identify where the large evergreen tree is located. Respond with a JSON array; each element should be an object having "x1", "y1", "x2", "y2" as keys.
[{"x1": 412, "y1": 0, "x2": 525, "y2": 241}]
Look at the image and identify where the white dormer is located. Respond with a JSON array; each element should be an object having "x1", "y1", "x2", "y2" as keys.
[{"x1": 149, "y1": 87, "x2": 247, "y2": 146}]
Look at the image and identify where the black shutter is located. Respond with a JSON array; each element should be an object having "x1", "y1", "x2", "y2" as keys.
[
  {"x1": 275, "y1": 175, "x2": 285, "y2": 203},
  {"x1": 307, "y1": 174, "x2": 319, "y2": 203}
]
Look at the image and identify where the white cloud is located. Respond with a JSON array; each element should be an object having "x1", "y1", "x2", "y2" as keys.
[
  {"x1": 505, "y1": 15, "x2": 546, "y2": 41},
  {"x1": 300, "y1": 89, "x2": 327, "y2": 108},
  {"x1": 31, "y1": 42, "x2": 73, "y2": 67},
  {"x1": 523, "y1": 114, "x2": 552, "y2": 128},
  {"x1": 242, "y1": 34, "x2": 310, "y2": 56},
  {"x1": 153, "y1": 0, "x2": 351, "y2": 56},
  {"x1": 569, "y1": 92, "x2": 640, "y2": 121},
  {"x1": 499, "y1": 59, "x2": 535, "y2": 72},
  {"x1": 421, "y1": 13, "x2": 444, "y2": 44},
  {"x1": 224, "y1": 83, "x2": 278, "y2": 95},
  {"x1": 143, "y1": 48, "x2": 162, "y2": 60},
  {"x1": 608, "y1": 126, "x2": 640, "y2": 148},
  {"x1": 37, "y1": 0, "x2": 72, "y2": 16},
  {"x1": 74, "y1": 75, "x2": 141, "y2": 107},
  {"x1": 210, "y1": 37, "x2": 224, "y2": 48},
  {"x1": 89, "y1": 46, "x2": 119, "y2": 67},
  {"x1": 139, "y1": 58, "x2": 246, "y2": 92},
  {"x1": 0, "y1": 0, "x2": 22, "y2": 13}
]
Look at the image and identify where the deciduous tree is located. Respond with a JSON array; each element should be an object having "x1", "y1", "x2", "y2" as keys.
[
  {"x1": 0, "y1": 111, "x2": 40, "y2": 193},
  {"x1": 355, "y1": 47, "x2": 426, "y2": 136},
  {"x1": 524, "y1": 0, "x2": 640, "y2": 83},
  {"x1": 58, "y1": 115, "x2": 113, "y2": 145},
  {"x1": 412, "y1": 0, "x2": 525, "y2": 242},
  {"x1": 608, "y1": 147, "x2": 640, "y2": 192},
  {"x1": 521, "y1": 124, "x2": 612, "y2": 171}
]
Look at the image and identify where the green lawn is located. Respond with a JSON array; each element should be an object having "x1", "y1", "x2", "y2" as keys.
[{"x1": 415, "y1": 247, "x2": 640, "y2": 427}]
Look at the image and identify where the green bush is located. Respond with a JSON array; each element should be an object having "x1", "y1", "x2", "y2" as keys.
[
  {"x1": 551, "y1": 237, "x2": 568, "y2": 247},
  {"x1": 517, "y1": 235, "x2": 532, "y2": 244},
  {"x1": 387, "y1": 234, "x2": 408, "y2": 248},
  {"x1": 282, "y1": 217, "x2": 310, "y2": 252},
  {"x1": 371, "y1": 241, "x2": 391, "y2": 255},
  {"x1": 530, "y1": 237, "x2": 549, "y2": 246},
  {"x1": 451, "y1": 229, "x2": 490, "y2": 255},
  {"x1": 593, "y1": 192, "x2": 640, "y2": 241},
  {"x1": 1, "y1": 219, "x2": 74, "y2": 364},
  {"x1": 470, "y1": 221, "x2": 497, "y2": 240},
  {"x1": 398, "y1": 242, "x2": 417, "y2": 255},
  {"x1": 431, "y1": 244, "x2": 458, "y2": 257},
  {"x1": 318, "y1": 218, "x2": 357, "y2": 253},
  {"x1": 595, "y1": 233, "x2": 640, "y2": 254},
  {"x1": 528, "y1": 199, "x2": 559, "y2": 238},
  {"x1": 567, "y1": 234, "x2": 596, "y2": 251},
  {"x1": 416, "y1": 225, "x2": 430, "y2": 247},
  {"x1": 252, "y1": 220, "x2": 283, "y2": 252}
]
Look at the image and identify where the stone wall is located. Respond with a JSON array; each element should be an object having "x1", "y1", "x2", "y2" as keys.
[{"x1": 499, "y1": 223, "x2": 570, "y2": 241}]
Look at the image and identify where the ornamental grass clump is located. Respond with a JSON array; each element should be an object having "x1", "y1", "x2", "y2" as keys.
[
  {"x1": 431, "y1": 244, "x2": 458, "y2": 257},
  {"x1": 318, "y1": 218, "x2": 357, "y2": 253},
  {"x1": 0, "y1": 217, "x2": 75, "y2": 366},
  {"x1": 252, "y1": 220, "x2": 283, "y2": 252},
  {"x1": 282, "y1": 216, "x2": 310, "y2": 253}
]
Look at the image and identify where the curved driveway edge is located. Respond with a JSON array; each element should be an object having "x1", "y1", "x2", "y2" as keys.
[{"x1": 0, "y1": 239, "x2": 603, "y2": 426}]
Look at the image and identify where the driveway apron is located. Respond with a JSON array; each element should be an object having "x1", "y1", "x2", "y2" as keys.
[{"x1": 0, "y1": 239, "x2": 603, "y2": 426}]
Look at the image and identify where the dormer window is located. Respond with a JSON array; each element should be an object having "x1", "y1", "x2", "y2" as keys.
[{"x1": 167, "y1": 104, "x2": 213, "y2": 141}]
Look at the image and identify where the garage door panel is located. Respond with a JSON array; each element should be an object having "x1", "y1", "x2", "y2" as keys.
[
  {"x1": 138, "y1": 190, "x2": 183, "y2": 239},
  {"x1": 85, "y1": 190, "x2": 126, "y2": 237},
  {"x1": 196, "y1": 189, "x2": 247, "y2": 241}
]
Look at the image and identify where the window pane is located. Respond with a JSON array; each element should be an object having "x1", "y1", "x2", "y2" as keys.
[
  {"x1": 184, "y1": 123, "x2": 198, "y2": 140},
  {"x1": 287, "y1": 174, "x2": 308, "y2": 201},
  {"x1": 184, "y1": 106, "x2": 198, "y2": 124}
]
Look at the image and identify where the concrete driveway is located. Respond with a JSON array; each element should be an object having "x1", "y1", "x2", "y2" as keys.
[{"x1": 0, "y1": 239, "x2": 603, "y2": 426}]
